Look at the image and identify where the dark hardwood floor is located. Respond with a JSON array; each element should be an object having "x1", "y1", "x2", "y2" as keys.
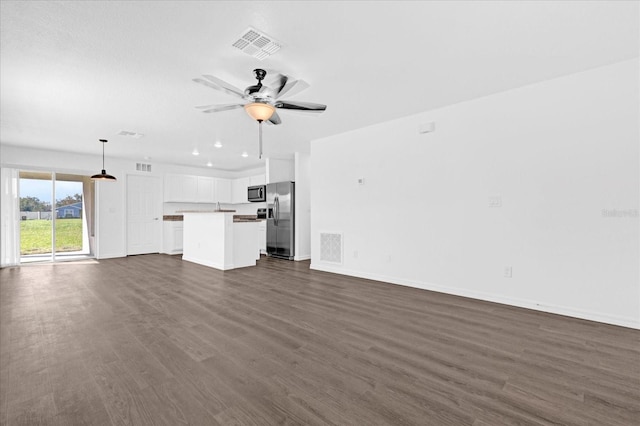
[{"x1": 1, "y1": 254, "x2": 639, "y2": 425}]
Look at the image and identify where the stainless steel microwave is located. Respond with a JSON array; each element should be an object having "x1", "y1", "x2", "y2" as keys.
[{"x1": 247, "y1": 185, "x2": 266, "y2": 202}]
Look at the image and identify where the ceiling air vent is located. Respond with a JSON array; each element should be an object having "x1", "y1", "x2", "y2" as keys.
[
  {"x1": 135, "y1": 163, "x2": 152, "y2": 172},
  {"x1": 118, "y1": 130, "x2": 144, "y2": 139},
  {"x1": 232, "y1": 27, "x2": 282, "y2": 60}
]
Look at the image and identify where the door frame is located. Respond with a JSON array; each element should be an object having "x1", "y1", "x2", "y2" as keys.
[{"x1": 18, "y1": 170, "x2": 93, "y2": 263}]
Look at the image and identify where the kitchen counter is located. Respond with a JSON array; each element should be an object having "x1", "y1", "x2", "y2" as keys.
[
  {"x1": 165, "y1": 210, "x2": 239, "y2": 221},
  {"x1": 177, "y1": 209, "x2": 236, "y2": 213},
  {"x1": 182, "y1": 212, "x2": 259, "y2": 270},
  {"x1": 233, "y1": 214, "x2": 265, "y2": 222}
]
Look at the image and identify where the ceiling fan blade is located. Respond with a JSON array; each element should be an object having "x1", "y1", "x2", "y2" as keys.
[
  {"x1": 267, "y1": 111, "x2": 282, "y2": 125},
  {"x1": 201, "y1": 75, "x2": 247, "y2": 99},
  {"x1": 276, "y1": 100, "x2": 327, "y2": 112},
  {"x1": 271, "y1": 73, "x2": 289, "y2": 97},
  {"x1": 197, "y1": 103, "x2": 245, "y2": 113},
  {"x1": 193, "y1": 77, "x2": 225, "y2": 92},
  {"x1": 275, "y1": 79, "x2": 311, "y2": 99}
]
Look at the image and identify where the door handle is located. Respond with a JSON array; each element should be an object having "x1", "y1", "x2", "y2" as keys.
[{"x1": 153, "y1": 217, "x2": 159, "y2": 220}]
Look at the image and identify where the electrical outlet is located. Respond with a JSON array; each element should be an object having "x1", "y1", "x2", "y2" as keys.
[
  {"x1": 504, "y1": 266, "x2": 512, "y2": 278},
  {"x1": 489, "y1": 196, "x2": 502, "y2": 208},
  {"x1": 353, "y1": 250, "x2": 358, "y2": 258}
]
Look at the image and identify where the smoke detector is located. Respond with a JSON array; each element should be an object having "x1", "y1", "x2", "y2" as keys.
[{"x1": 232, "y1": 27, "x2": 282, "y2": 60}]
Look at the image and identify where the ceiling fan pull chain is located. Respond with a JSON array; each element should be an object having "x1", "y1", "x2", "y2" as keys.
[{"x1": 259, "y1": 120, "x2": 263, "y2": 159}]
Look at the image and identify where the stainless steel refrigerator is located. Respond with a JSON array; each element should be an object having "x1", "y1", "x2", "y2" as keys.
[{"x1": 266, "y1": 181, "x2": 294, "y2": 260}]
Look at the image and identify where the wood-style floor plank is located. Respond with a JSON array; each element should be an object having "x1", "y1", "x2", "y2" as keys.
[{"x1": 1, "y1": 254, "x2": 639, "y2": 425}]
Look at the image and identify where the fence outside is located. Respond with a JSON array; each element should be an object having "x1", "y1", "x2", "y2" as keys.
[{"x1": 20, "y1": 211, "x2": 53, "y2": 220}]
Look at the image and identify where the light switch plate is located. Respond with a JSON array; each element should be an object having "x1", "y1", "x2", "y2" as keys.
[
  {"x1": 489, "y1": 195, "x2": 502, "y2": 207},
  {"x1": 419, "y1": 122, "x2": 435, "y2": 134}
]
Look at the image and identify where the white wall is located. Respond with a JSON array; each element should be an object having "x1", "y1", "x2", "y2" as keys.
[
  {"x1": 310, "y1": 59, "x2": 639, "y2": 329},
  {"x1": 294, "y1": 152, "x2": 311, "y2": 260},
  {"x1": 94, "y1": 178, "x2": 126, "y2": 259}
]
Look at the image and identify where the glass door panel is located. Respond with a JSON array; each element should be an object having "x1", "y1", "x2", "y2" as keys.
[
  {"x1": 55, "y1": 174, "x2": 89, "y2": 257},
  {"x1": 19, "y1": 171, "x2": 53, "y2": 262}
]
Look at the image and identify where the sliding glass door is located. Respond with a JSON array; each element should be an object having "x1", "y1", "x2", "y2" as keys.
[{"x1": 19, "y1": 171, "x2": 94, "y2": 263}]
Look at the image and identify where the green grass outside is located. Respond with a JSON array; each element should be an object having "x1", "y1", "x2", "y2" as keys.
[{"x1": 20, "y1": 219, "x2": 83, "y2": 255}]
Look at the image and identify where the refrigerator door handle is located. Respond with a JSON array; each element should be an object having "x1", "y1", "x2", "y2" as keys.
[{"x1": 274, "y1": 196, "x2": 279, "y2": 226}]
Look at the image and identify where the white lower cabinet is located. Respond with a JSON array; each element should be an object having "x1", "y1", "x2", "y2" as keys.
[
  {"x1": 258, "y1": 220, "x2": 266, "y2": 255},
  {"x1": 163, "y1": 221, "x2": 184, "y2": 255}
]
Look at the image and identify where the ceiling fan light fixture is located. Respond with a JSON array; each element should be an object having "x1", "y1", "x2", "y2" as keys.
[
  {"x1": 91, "y1": 139, "x2": 117, "y2": 181},
  {"x1": 244, "y1": 102, "x2": 275, "y2": 122}
]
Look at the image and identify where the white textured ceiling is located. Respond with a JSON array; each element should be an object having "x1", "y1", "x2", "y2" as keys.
[{"x1": 1, "y1": 1, "x2": 638, "y2": 171}]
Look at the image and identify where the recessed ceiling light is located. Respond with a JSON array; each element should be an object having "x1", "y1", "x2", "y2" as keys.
[
  {"x1": 214, "y1": 141, "x2": 222, "y2": 148},
  {"x1": 241, "y1": 151, "x2": 248, "y2": 158},
  {"x1": 206, "y1": 161, "x2": 213, "y2": 167},
  {"x1": 192, "y1": 149, "x2": 200, "y2": 156}
]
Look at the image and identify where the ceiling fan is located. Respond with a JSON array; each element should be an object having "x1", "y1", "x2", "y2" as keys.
[
  {"x1": 192, "y1": 68, "x2": 327, "y2": 125},
  {"x1": 193, "y1": 69, "x2": 327, "y2": 159}
]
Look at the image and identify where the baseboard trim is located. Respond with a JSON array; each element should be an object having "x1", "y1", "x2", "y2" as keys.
[
  {"x1": 96, "y1": 253, "x2": 126, "y2": 260},
  {"x1": 294, "y1": 254, "x2": 311, "y2": 261},
  {"x1": 310, "y1": 263, "x2": 640, "y2": 330},
  {"x1": 182, "y1": 255, "x2": 231, "y2": 270}
]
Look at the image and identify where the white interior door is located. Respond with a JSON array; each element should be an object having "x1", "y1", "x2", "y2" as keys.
[{"x1": 127, "y1": 175, "x2": 162, "y2": 255}]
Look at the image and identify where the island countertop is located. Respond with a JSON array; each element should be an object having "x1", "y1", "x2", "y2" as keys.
[{"x1": 172, "y1": 211, "x2": 263, "y2": 222}]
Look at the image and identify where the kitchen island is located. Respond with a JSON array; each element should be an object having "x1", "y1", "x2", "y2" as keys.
[{"x1": 182, "y1": 212, "x2": 259, "y2": 270}]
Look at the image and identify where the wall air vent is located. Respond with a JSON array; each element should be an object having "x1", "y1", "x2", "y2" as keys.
[
  {"x1": 232, "y1": 27, "x2": 282, "y2": 60},
  {"x1": 135, "y1": 163, "x2": 152, "y2": 172},
  {"x1": 319, "y1": 232, "x2": 343, "y2": 264}
]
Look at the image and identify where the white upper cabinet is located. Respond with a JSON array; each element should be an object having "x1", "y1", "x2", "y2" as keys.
[
  {"x1": 165, "y1": 174, "x2": 229, "y2": 203},
  {"x1": 196, "y1": 176, "x2": 216, "y2": 203},
  {"x1": 249, "y1": 174, "x2": 266, "y2": 186},
  {"x1": 232, "y1": 176, "x2": 251, "y2": 204},
  {"x1": 165, "y1": 174, "x2": 198, "y2": 202},
  {"x1": 215, "y1": 178, "x2": 232, "y2": 204},
  {"x1": 164, "y1": 173, "x2": 265, "y2": 204}
]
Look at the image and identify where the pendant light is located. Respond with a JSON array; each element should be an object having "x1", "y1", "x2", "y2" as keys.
[
  {"x1": 91, "y1": 139, "x2": 117, "y2": 181},
  {"x1": 244, "y1": 102, "x2": 275, "y2": 159}
]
